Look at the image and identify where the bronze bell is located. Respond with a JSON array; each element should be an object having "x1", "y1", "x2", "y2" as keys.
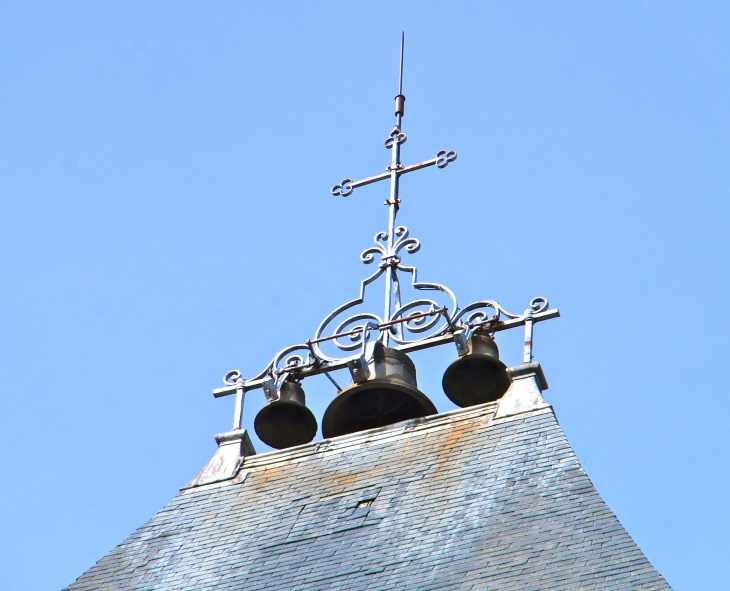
[
  {"x1": 321, "y1": 342, "x2": 437, "y2": 439},
  {"x1": 442, "y1": 331, "x2": 511, "y2": 407},
  {"x1": 254, "y1": 380, "x2": 318, "y2": 450}
]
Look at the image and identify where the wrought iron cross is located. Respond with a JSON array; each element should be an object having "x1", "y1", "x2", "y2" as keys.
[
  {"x1": 213, "y1": 34, "x2": 560, "y2": 433},
  {"x1": 330, "y1": 33, "x2": 457, "y2": 346}
]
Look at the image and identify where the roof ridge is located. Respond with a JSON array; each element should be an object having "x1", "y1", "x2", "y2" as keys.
[{"x1": 239, "y1": 400, "x2": 520, "y2": 469}]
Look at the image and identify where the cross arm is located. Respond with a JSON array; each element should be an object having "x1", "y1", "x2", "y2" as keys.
[{"x1": 331, "y1": 150, "x2": 457, "y2": 197}]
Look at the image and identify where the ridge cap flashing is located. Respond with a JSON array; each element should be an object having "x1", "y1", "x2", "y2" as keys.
[{"x1": 239, "y1": 401, "x2": 499, "y2": 468}]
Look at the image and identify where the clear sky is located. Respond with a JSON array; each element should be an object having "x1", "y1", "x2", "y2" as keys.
[{"x1": 1, "y1": 2, "x2": 728, "y2": 590}]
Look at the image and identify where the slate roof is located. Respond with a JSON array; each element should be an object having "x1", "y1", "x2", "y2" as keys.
[{"x1": 65, "y1": 401, "x2": 671, "y2": 590}]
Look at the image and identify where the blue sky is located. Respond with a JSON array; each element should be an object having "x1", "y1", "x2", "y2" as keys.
[{"x1": 0, "y1": 2, "x2": 728, "y2": 590}]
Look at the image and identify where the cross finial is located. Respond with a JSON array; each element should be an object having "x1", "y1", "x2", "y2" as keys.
[{"x1": 328, "y1": 32, "x2": 458, "y2": 345}]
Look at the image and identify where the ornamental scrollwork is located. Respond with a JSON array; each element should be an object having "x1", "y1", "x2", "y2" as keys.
[{"x1": 234, "y1": 221, "x2": 554, "y2": 391}]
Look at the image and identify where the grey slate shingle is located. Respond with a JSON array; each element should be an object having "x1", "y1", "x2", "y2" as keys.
[{"x1": 65, "y1": 403, "x2": 672, "y2": 591}]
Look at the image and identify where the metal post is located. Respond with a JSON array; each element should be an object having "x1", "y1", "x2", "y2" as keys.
[
  {"x1": 232, "y1": 381, "x2": 245, "y2": 430},
  {"x1": 523, "y1": 315, "x2": 534, "y2": 363},
  {"x1": 383, "y1": 32, "x2": 406, "y2": 346},
  {"x1": 383, "y1": 136, "x2": 401, "y2": 345},
  {"x1": 395, "y1": 32, "x2": 405, "y2": 130}
]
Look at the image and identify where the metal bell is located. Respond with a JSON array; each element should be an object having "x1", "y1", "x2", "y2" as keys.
[
  {"x1": 442, "y1": 331, "x2": 511, "y2": 407},
  {"x1": 254, "y1": 380, "x2": 318, "y2": 450},
  {"x1": 321, "y1": 342, "x2": 437, "y2": 439}
]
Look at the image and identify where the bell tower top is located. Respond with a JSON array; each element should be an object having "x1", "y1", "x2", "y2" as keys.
[
  {"x1": 65, "y1": 34, "x2": 672, "y2": 591},
  {"x1": 212, "y1": 34, "x2": 559, "y2": 448}
]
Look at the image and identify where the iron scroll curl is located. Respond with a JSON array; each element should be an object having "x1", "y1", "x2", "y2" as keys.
[{"x1": 312, "y1": 224, "x2": 457, "y2": 357}]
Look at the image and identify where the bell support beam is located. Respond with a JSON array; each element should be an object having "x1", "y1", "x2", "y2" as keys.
[
  {"x1": 212, "y1": 307, "x2": 560, "y2": 398},
  {"x1": 493, "y1": 307, "x2": 560, "y2": 333}
]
